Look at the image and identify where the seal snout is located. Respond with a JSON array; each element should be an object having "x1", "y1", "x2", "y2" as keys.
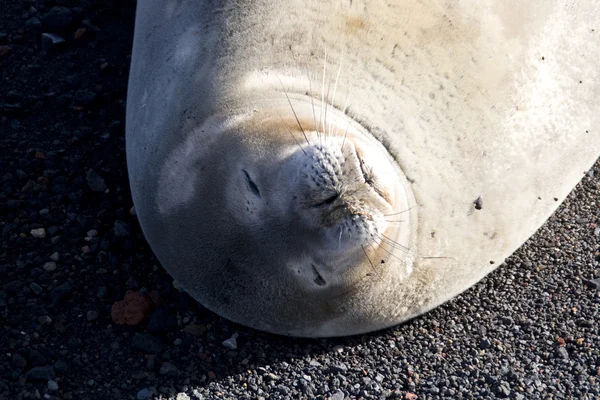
[{"x1": 294, "y1": 139, "x2": 390, "y2": 257}]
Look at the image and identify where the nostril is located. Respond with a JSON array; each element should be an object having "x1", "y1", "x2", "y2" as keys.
[
  {"x1": 313, "y1": 192, "x2": 340, "y2": 207},
  {"x1": 324, "y1": 193, "x2": 340, "y2": 204}
]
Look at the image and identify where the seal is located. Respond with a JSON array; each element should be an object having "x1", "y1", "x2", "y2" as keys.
[{"x1": 126, "y1": 0, "x2": 600, "y2": 337}]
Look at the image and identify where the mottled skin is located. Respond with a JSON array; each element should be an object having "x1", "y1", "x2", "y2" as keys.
[{"x1": 126, "y1": 0, "x2": 600, "y2": 337}]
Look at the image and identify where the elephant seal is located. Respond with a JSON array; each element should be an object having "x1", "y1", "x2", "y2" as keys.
[{"x1": 126, "y1": 0, "x2": 600, "y2": 337}]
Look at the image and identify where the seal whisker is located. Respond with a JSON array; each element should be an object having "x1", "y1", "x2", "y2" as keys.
[
  {"x1": 320, "y1": 48, "x2": 327, "y2": 142},
  {"x1": 376, "y1": 233, "x2": 411, "y2": 253},
  {"x1": 328, "y1": 56, "x2": 344, "y2": 137},
  {"x1": 361, "y1": 244, "x2": 383, "y2": 281},
  {"x1": 277, "y1": 75, "x2": 311, "y2": 147},
  {"x1": 371, "y1": 237, "x2": 413, "y2": 267},
  {"x1": 324, "y1": 80, "x2": 331, "y2": 143},
  {"x1": 305, "y1": 63, "x2": 322, "y2": 146},
  {"x1": 259, "y1": 93, "x2": 307, "y2": 155},
  {"x1": 383, "y1": 206, "x2": 415, "y2": 217},
  {"x1": 341, "y1": 121, "x2": 351, "y2": 150}
]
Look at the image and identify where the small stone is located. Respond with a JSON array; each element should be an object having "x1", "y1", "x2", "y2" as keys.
[
  {"x1": 114, "y1": 220, "x2": 131, "y2": 237},
  {"x1": 556, "y1": 347, "x2": 569, "y2": 360},
  {"x1": 173, "y1": 338, "x2": 182, "y2": 346},
  {"x1": 26, "y1": 366, "x2": 55, "y2": 381},
  {"x1": 51, "y1": 282, "x2": 73, "y2": 304},
  {"x1": 38, "y1": 315, "x2": 52, "y2": 325},
  {"x1": 30, "y1": 228, "x2": 46, "y2": 238},
  {"x1": 131, "y1": 333, "x2": 162, "y2": 354},
  {"x1": 159, "y1": 362, "x2": 178, "y2": 375},
  {"x1": 222, "y1": 333, "x2": 238, "y2": 350},
  {"x1": 176, "y1": 393, "x2": 190, "y2": 400},
  {"x1": 43, "y1": 261, "x2": 57, "y2": 272},
  {"x1": 479, "y1": 339, "x2": 492, "y2": 350},
  {"x1": 26, "y1": 17, "x2": 42, "y2": 30},
  {"x1": 86, "y1": 169, "x2": 107, "y2": 192},
  {"x1": 183, "y1": 323, "x2": 206, "y2": 336},
  {"x1": 329, "y1": 390, "x2": 345, "y2": 400},
  {"x1": 47, "y1": 380, "x2": 59, "y2": 391},
  {"x1": 265, "y1": 373, "x2": 280, "y2": 381},
  {"x1": 112, "y1": 290, "x2": 157, "y2": 326},
  {"x1": 329, "y1": 363, "x2": 348, "y2": 374},
  {"x1": 146, "y1": 307, "x2": 177, "y2": 334},
  {"x1": 583, "y1": 278, "x2": 600, "y2": 290},
  {"x1": 42, "y1": 6, "x2": 72, "y2": 31},
  {"x1": 11, "y1": 354, "x2": 27, "y2": 369},
  {"x1": 41, "y1": 33, "x2": 65, "y2": 51},
  {"x1": 74, "y1": 27, "x2": 86, "y2": 40},
  {"x1": 136, "y1": 388, "x2": 152, "y2": 400},
  {"x1": 50, "y1": 252, "x2": 60, "y2": 261},
  {"x1": 332, "y1": 345, "x2": 344, "y2": 353},
  {"x1": 29, "y1": 283, "x2": 43, "y2": 294},
  {"x1": 86, "y1": 310, "x2": 99, "y2": 321},
  {"x1": 404, "y1": 393, "x2": 418, "y2": 400},
  {"x1": 96, "y1": 287, "x2": 107, "y2": 299}
]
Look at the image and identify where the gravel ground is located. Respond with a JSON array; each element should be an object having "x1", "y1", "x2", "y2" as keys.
[{"x1": 1, "y1": 1, "x2": 599, "y2": 399}]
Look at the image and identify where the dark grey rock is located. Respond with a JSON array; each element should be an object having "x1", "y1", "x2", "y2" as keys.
[
  {"x1": 132, "y1": 333, "x2": 162, "y2": 354},
  {"x1": 146, "y1": 307, "x2": 177, "y2": 335},
  {"x1": 86, "y1": 169, "x2": 107, "y2": 192},
  {"x1": 26, "y1": 366, "x2": 55, "y2": 381},
  {"x1": 114, "y1": 220, "x2": 132, "y2": 237},
  {"x1": 42, "y1": 6, "x2": 72, "y2": 31}
]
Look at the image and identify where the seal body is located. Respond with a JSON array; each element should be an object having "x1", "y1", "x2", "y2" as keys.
[{"x1": 126, "y1": 0, "x2": 600, "y2": 337}]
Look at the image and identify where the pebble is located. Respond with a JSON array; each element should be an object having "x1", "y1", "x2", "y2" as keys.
[
  {"x1": 329, "y1": 390, "x2": 345, "y2": 400},
  {"x1": 50, "y1": 252, "x2": 60, "y2": 262},
  {"x1": 556, "y1": 347, "x2": 569, "y2": 360},
  {"x1": 51, "y1": 282, "x2": 73, "y2": 304},
  {"x1": 114, "y1": 220, "x2": 131, "y2": 237},
  {"x1": 131, "y1": 333, "x2": 162, "y2": 354},
  {"x1": 583, "y1": 278, "x2": 600, "y2": 290},
  {"x1": 29, "y1": 283, "x2": 43, "y2": 294},
  {"x1": 87, "y1": 310, "x2": 99, "y2": 321},
  {"x1": 41, "y1": 33, "x2": 65, "y2": 51},
  {"x1": 11, "y1": 354, "x2": 27, "y2": 369},
  {"x1": 26, "y1": 366, "x2": 55, "y2": 381},
  {"x1": 333, "y1": 345, "x2": 345, "y2": 353},
  {"x1": 86, "y1": 169, "x2": 107, "y2": 192},
  {"x1": 136, "y1": 388, "x2": 153, "y2": 400},
  {"x1": 159, "y1": 362, "x2": 178, "y2": 375},
  {"x1": 41, "y1": 6, "x2": 72, "y2": 31},
  {"x1": 176, "y1": 393, "x2": 190, "y2": 400},
  {"x1": 222, "y1": 333, "x2": 238, "y2": 350},
  {"x1": 30, "y1": 228, "x2": 46, "y2": 238},
  {"x1": 146, "y1": 307, "x2": 177, "y2": 335},
  {"x1": 42, "y1": 261, "x2": 57, "y2": 272},
  {"x1": 47, "y1": 380, "x2": 59, "y2": 391}
]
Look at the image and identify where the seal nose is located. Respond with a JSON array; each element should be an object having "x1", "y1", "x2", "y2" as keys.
[{"x1": 293, "y1": 139, "x2": 389, "y2": 254}]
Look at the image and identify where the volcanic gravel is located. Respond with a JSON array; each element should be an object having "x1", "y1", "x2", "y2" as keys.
[{"x1": 1, "y1": 1, "x2": 599, "y2": 399}]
